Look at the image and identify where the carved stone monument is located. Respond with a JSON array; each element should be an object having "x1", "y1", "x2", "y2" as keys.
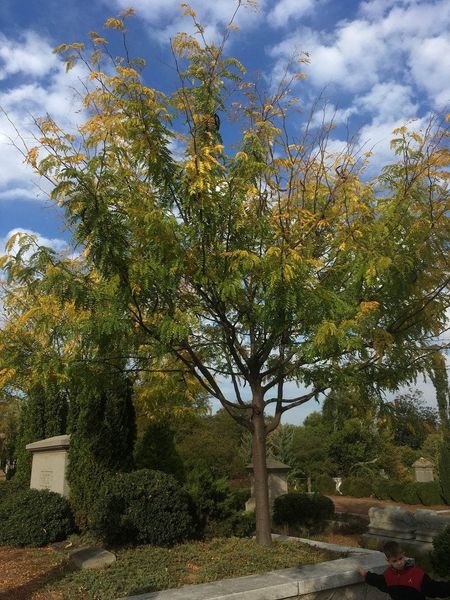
[
  {"x1": 245, "y1": 458, "x2": 290, "y2": 512},
  {"x1": 26, "y1": 434, "x2": 70, "y2": 497},
  {"x1": 366, "y1": 505, "x2": 416, "y2": 540},
  {"x1": 414, "y1": 509, "x2": 450, "y2": 543},
  {"x1": 412, "y1": 457, "x2": 434, "y2": 482}
]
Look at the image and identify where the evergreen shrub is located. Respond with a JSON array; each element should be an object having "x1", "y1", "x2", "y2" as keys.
[
  {"x1": 0, "y1": 488, "x2": 74, "y2": 546},
  {"x1": 387, "y1": 481, "x2": 406, "y2": 502},
  {"x1": 438, "y1": 434, "x2": 450, "y2": 505},
  {"x1": 415, "y1": 481, "x2": 443, "y2": 506},
  {"x1": 340, "y1": 477, "x2": 372, "y2": 498},
  {"x1": 90, "y1": 469, "x2": 195, "y2": 546},
  {"x1": 313, "y1": 473, "x2": 336, "y2": 495},
  {"x1": 272, "y1": 492, "x2": 334, "y2": 532},
  {"x1": 431, "y1": 525, "x2": 450, "y2": 577},
  {"x1": 372, "y1": 479, "x2": 390, "y2": 500},
  {"x1": 0, "y1": 480, "x2": 26, "y2": 503},
  {"x1": 401, "y1": 482, "x2": 420, "y2": 504}
]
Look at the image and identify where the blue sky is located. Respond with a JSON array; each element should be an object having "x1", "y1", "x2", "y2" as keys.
[{"x1": 0, "y1": 0, "x2": 448, "y2": 421}]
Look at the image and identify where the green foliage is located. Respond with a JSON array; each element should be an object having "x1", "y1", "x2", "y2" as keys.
[
  {"x1": 0, "y1": 480, "x2": 26, "y2": 503},
  {"x1": 90, "y1": 469, "x2": 195, "y2": 546},
  {"x1": 45, "y1": 538, "x2": 336, "y2": 599},
  {"x1": 401, "y1": 482, "x2": 420, "y2": 504},
  {"x1": 272, "y1": 492, "x2": 335, "y2": 532},
  {"x1": 68, "y1": 373, "x2": 136, "y2": 529},
  {"x1": 340, "y1": 477, "x2": 373, "y2": 498},
  {"x1": 134, "y1": 419, "x2": 184, "y2": 481},
  {"x1": 415, "y1": 481, "x2": 443, "y2": 506},
  {"x1": 3, "y1": 10, "x2": 449, "y2": 546},
  {"x1": 184, "y1": 468, "x2": 248, "y2": 537},
  {"x1": 176, "y1": 411, "x2": 247, "y2": 480},
  {"x1": 431, "y1": 525, "x2": 450, "y2": 577},
  {"x1": 0, "y1": 488, "x2": 74, "y2": 546},
  {"x1": 313, "y1": 473, "x2": 336, "y2": 495},
  {"x1": 389, "y1": 390, "x2": 439, "y2": 449},
  {"x1": 328, "y1": 419, "x2": 381, "y2": 477},
  {"x1": 387, "y1": 481, "x2": 407, "y2": 503},
  {"x1": 438, "y1": 433, "x2": 450, "y2": 504},
  {"x1": 372, "y1": 479, "x2": 391, "y2": 500}
]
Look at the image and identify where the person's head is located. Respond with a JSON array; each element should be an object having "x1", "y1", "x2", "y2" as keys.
[{"x1": 382, "y1": 541, "x2": 407, "y2": 570}]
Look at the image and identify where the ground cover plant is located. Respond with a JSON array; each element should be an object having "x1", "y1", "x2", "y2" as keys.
[{"x1": 0, "y1": 538, "x2": 337, "y2": 600}]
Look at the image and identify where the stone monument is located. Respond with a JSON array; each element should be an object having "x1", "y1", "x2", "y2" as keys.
[
  {"x1": 26, "y1": 434, "x2": 70, "y2": 497},
  {"x1": 414, "y1": 509, "x2": 450, "y2": 543},
  {"x1": 366, "y1": 505, "x2": 416, "y2": 540},
  {"x1": 245, "y1": 458, "x2": 290, "y2": 512},
  {"x1": 412, "y1": 457, "x2": 434, "y2": 482}
]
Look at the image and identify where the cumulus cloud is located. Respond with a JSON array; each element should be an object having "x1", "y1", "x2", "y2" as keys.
[
  {"x1": 0, "y1": 228, "x2": 68, "y2": 256},
  {"x1": 267, "y1": 0, "x2": 320, "y2": 28},
  {"x1": 0, "y1": 32, "x2": 87, "y2": 204},
  {"x1": 108, "y1": 0, "x2": 264, "y2": 44},
  {"x1": 269, "y1": 0, "x2": 450, "y2": 108}
]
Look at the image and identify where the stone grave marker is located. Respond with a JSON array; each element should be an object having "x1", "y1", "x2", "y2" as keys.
[{"x1": 26, "y1": 434, "x2": 70, "y2": 497}]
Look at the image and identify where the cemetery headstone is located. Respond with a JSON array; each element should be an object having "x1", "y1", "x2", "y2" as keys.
[
  {"x1": 246, "y1": 458, "x2": 290, "y2": 512},
  {"x1": 412, "y1": 457, "x2": 434, "y2": 482},
  {"x1": 26, "y1": 434, "x2": 70, "y2": 497}
]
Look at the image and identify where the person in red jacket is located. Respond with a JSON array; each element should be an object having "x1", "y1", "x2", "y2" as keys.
[{"x1": 357, "y1": 541, "x2": 450, "y2": 600}]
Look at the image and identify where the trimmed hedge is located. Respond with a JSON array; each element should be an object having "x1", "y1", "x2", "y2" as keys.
[
  {"x1": 90, "y1": 469, "x2": 195, "y2": 546},
  {"x1": 313, "y1": 474, "x2": 336, "y2": 495},
  {"x1": 0, "y1": 488, "x2": 74, "y2": 546},
  {"x1": 340, "y1": 477, "x2": 372, "y2": 498},
  {"x1": 415, "y1": 481, "x2": 443, "y2": 506},
  {"x1": 431, "y1": 525, "x2": 450, "y2": 577},
  {"x1": 401, "y1": 482, "x2": 420, "y2": 505},
  {"x1": 273, "y1": 492, "x2": 334, "y2": 531}
]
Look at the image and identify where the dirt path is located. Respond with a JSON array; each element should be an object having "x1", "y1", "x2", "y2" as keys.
[
  {"x1": 329, "y1": 495, "x2": 449, "y2": 517},
  {"x1": 0, "y1": 546, "x2": 66, "y2": 600}
]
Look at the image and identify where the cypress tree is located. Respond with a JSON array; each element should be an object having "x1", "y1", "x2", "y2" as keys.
[{"x1": 68, "y1": 370, "x2": 136, "y2": 528}]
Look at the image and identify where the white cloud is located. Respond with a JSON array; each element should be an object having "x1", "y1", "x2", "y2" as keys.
[
  {"x1": 0, "y1": 31, "x2": 58, "y2": 80},
  {"x1": 0, "y1": 228, "x2": 68, "y2": 257},
  {"x1": 409, "y1": 36, "x2": 450, "y2": 109},
  {"x1": 0, "y1": 33, "x2": 88, "y2": 205},
  {"x1": 267, "y1": 0, "x2": 319, "y2": 28},
  {"x1": 109, "y1": 0, "x2": 264, "y2": 44},
  {"x1": 269, "y1": 0, "x2": 450, "y2": 105}
]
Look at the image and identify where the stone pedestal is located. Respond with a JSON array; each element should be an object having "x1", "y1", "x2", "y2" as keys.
[
  {"x1": 26, "y1": 434, "x2": 70, "y2": 497},
  {"x1": 412, "y1": 457, "x2": 434, "y2": 482},
  {"x1": 246, "y1": 459, "x2": 290, "y2": 512}
]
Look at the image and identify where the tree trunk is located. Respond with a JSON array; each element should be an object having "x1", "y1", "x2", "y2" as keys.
[{"x1": 252, "y1": 391, "x2": 272, "y2": 546}]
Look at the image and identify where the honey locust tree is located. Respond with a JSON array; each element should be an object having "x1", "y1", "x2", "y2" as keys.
[{"x1": 19, "y1": 11, "x2": 450, "y2": 544}]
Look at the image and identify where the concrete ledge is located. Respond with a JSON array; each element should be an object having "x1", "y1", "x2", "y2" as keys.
[{"x1": 117, "y1": 542, "x2": 386, "y2": 600}]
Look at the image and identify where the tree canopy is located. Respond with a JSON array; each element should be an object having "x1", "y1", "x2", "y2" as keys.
[{"x1": 1, "y1": 8, "x2": 449, "y2": 543}]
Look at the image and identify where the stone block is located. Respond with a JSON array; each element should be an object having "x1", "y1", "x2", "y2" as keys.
[
  {"x1": 414, "y1": 509, "x2": 450, "y2": 543},
  {"x1": 367, "y1": 505, "x2": 415, "y2": 540}
]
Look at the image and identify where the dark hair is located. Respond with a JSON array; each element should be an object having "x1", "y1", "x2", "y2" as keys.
[{"x1": 383, "y1": 541, "x2": 402, "y2": 558}]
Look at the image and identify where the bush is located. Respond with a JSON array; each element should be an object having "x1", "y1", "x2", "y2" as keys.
[
  {"x1": 416, "y1": 481, "x2": 443, "y2": 506},
  {"x1": 438, "y1": 434, "x2": 450, "y2": 505},
  {"x1": 401, "y1": 482, "x2": 420, "y2": 504},
  {"x1": 431, "y1": 525, "x2": 450, "y2": 577},
  {"x1": 372, "y1": 479, "x2": 390, "y2": 500},
  {"x1": 340, "y1": 477, "x2": 372, "y2": 498},
  {"x1": 90, "y1": 469, "x2": 195, "y2": 546},
  {"x1": 0, "y1": 488, "x2": 74, "y2": 546},
  {"x1": 387, "y1": 481, "x2": 406, "y2": 503},
  {"x1": 0, "y1": 480, "x2": 26, "y2": 503},
  {"x1": 273, "y1": 492, "x2": 334, "y2": 532},
  {"x1": 313, "y1": 474, "x2": 336, "y2": 495},
  {"x1": 208, "y1": 511, "x2": 256, "y2": 538}
]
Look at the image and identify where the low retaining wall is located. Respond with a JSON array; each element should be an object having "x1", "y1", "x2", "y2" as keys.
[{"x1": 118, "y1": 538, "x2": 388, "y2": 600}]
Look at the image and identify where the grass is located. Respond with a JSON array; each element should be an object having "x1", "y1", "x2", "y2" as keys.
[{"x1": 45, "y1": 537, "x2": 337, "y2": 599}]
